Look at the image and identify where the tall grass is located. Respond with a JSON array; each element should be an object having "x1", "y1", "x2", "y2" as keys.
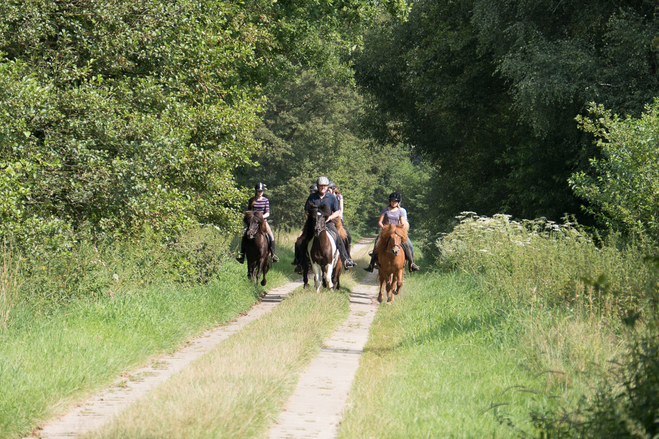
[
  {"x1": 436, "y1": 213, "x2": 652, "y2": 320},
  {"x1": 0, "y1": 226, "x2": 299, "y2": 439},
  {"x1": 434, "y1": 213, "x2": 659, "y2": 437}
]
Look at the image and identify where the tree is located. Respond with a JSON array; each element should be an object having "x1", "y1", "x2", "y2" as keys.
[
  {"x1": 354, "y1": 0, "x2": 659, "y2": 229},
  {"x1": 571, "y1": 101, "x2": 659, "y2": 240},
  {"x1": 0, "y1": 0, "x2": 408, "y2": 246},
  {"x1": 240, "y1": 71, "x2": 432, "y2": 233}
]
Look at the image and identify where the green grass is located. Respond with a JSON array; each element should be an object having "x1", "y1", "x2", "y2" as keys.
[
  {"x1": 86, "y1": 277, "x2": 354, "y2": 439},
  {"x1": 339, "y1": 269, "x2": 622, "y2": 438},
  {"x1": 0, "y1": 230, "x2": 302, "y2": 439}
]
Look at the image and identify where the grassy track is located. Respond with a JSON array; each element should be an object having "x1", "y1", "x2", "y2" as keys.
[
  {"x1": 339, "y1": 269, "x2": 621, "y2": 438},
  {"x1": 85, "y1": 247, "x2": 371, "y2": 439},
  {"x1": 0, "y1": 244, "x2": 297, "y2": 439}
]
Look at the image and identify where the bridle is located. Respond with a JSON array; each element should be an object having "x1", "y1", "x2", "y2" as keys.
[
  {"x1": 314, "y1": 211, "x2": 327, "y2": 237},
  {"x1": 389, "y1": 232, "x2": 402, "y2": 255}
]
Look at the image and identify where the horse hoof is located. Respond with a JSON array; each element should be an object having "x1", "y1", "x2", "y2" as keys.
[{"x1": 261, "y1": 279, "x2": 267, "y2": 286}]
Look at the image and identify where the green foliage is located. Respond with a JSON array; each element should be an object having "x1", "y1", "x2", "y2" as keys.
[
  {"x1": 436, "y1": 213, "x2": 651, "y2": 318},
  {"x1": 437, "y1": 212, "x2": 659, "y2": 438},
  {"x1": 240, "y1": 71, "x2": 433, "y2": 234},
  {"x1": 354, "y1": 0, "x2": 659, "y2": 229},
  {"x1": 571, "y1": 101, "x2": 659, "y2": 240},
  {"x1": 0, "y1": 0, "x2": 267, "y2": 244},
  {"x1": 0, "y1": 0, "x2": 409, "y2": 247}
]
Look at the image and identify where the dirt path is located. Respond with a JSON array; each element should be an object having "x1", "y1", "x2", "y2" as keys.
[
  {"x1": 268, "y1": 271, "x2": 379, "y2": 438},
  {"x1": 26, "y1": 239, "x2": 376, "y2": 439}
]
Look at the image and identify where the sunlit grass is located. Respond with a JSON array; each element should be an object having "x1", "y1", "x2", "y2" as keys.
[
  {"x1": 0, "y1": 229, "x2": 301, "y2": 439},
  {"x1": 85, "y1": 242, "x2": 374, "y2": 439},
  {"x1": 340, "y1": 270, "x2": 623, "y2": 438}
]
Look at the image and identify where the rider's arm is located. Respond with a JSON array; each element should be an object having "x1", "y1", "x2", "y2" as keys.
[
  {"x1": 339, "y1": 197, "x2": 344, "y2": 216},
  {"x1": 326, "y1": 210, "x2": 340, "y2": 223},
  {"x1": 263, "y1": 200, "x2": 270, "y2": 219},
  {"x1": 377, "y1": 213, "x2": 385, "y2": 229}
]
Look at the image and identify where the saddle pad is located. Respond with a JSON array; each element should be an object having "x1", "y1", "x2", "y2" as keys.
[{"x1": 327, "y1": 229, "x2": 339, "y2": 243}]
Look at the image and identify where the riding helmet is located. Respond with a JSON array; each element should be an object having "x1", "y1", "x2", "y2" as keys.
[
  {"x1": 317, "y1": 176, "x2": 330, "y2": 186},
  {"x1": 255, "y1": 182, "x2": 265, "y2": 191},
  {"x1": 309, "y1": 183, "x2": 318, "y2": 192},
  {"x1": 389, "y1": 192, "x2": 402, "y2": 202},
  {"x1": 328, "y1": 181, "x2": 336, "y2": 189}
]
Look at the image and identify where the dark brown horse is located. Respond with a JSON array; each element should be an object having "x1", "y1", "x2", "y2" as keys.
[
  {"x1": 375, "y1": 224, "x2": 407, "y2": 303},
  {"x1": 242, "y1": 211, "x2": 270, "y2": 286},
  {"x1": 303, "y1": 204, "x2": 341, "y2": 292}
]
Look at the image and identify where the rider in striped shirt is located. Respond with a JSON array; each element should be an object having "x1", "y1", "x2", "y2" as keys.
[{"x1": 236, "y1": 182, "x2": 279, "y2": 263}]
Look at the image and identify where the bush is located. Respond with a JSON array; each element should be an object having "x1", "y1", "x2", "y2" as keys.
[
  {"x1": 436, "y1": 212, "x2": 651, "y2": 317},
  {"x1": 571, "y1": 100, "x2": 659, "y2": 241}
]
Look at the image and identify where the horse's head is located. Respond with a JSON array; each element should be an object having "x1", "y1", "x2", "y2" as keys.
[
  {"x1": 309, "y1": 204, "x2": 331, "y2": 238},
  {"x1": 244, "y1": 211, "x2": 264, "y2": 239},
  {"x1": 388, "y1": 230, "x2": 403, "y2": 256},
  {"x1": 377, "y1": 224, "x2": 407, "y2": 257}
]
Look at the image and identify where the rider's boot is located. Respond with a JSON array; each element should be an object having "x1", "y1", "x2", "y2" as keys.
[
  {"x1": 402, "y1": 243, "x2": 420, "y2": 272},
  {"x1": 269, "y1": 237, "x2": 279, "y2": 263},
  {"x1": 363, "y1": 253, "x2": 377, "y2": 272},
  {"x1": 236, "y1": 236, "x2": 246, "y2": 264}
]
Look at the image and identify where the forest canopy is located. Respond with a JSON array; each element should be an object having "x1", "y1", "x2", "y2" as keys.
[
  {"x1": 0, "y1": 0, "x2": 407, "y2": 248},
  {"x1": 353, "y1": 0, "x2": 659, "y2": 230}
]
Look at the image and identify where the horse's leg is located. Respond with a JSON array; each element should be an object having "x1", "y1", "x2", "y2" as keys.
[
  {"x1": 394, "y1": 268, "x2": 404, "y2": 295},
  {"x1": 261, "y1": 256, "x2": 269, "y2": 287},
  {"x1": 323, "y1": 264, "x2": 333, "y2": 290},
  {"x1": 313, "y1": 263, "x2": 322, "y2": 293},
  {"x1": 377, "y1": 274, "x2": 385, "y2": 303},
  {"x1": 387, "y1": 272, "x2": 395, "y2": 303}
]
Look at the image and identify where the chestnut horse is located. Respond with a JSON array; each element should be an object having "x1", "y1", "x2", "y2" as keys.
[
  {"x1": 375, "y1": 224, "x2": 407, "y2": 304},
  {"x1": 304, "y1": 204, "x2": 341, "y2": 293},
  {"x1": 243, "y1": 210, "x2": 270, "y2": 286}
]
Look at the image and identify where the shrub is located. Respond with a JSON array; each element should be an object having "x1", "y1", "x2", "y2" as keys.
[{"x1": 436, "y1": 212, "x2": 651, "y2": 317}]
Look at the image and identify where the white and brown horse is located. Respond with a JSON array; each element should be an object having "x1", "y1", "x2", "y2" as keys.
[{"x1": 304, "y1": 204, "x2": 341, "y2": 293}]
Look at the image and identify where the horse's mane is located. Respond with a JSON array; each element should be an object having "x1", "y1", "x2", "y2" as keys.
[
  {"x1": 375, "y1": 224, "x2": 408, "y2": 255},
  {"x1": 306, "y1": 203, "x2": 347, "y2": 240},
  {"x1": 243, "y1": 210, "x2": 267, "y2": 234}
]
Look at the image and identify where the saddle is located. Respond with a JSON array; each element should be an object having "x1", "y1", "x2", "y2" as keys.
[{"x1": 326, "y1": 228, "x2": 339, "y2": 244}]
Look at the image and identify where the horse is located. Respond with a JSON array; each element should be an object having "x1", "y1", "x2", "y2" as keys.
[
  {"x1": 242, "y1": 210, "x2": 270, "y2": 286},
  {"x1": 303, "y1": 204, "x2": 341, "y2": 293},
  {"x1": 375, "y1": 224, "x2": 407, "y2": 304}
]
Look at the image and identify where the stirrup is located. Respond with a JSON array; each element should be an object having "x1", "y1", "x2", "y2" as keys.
[{"x1": 271, "y1": 254, "x2": 279, "y2": 262}]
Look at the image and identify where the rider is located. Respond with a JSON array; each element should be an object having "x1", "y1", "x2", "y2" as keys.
[
  {"x1": 364, "y1": 192, "x2": 420, "y2": 273},
  {"x1": 294, "y1": 176, "x2": 356, "y2": 274},
  {"x1": 236, "y1": 182, "x2": 279, "y2": 264},
  {"x1": 328, "y1": 181, "x2": 351, "y2": 258}
]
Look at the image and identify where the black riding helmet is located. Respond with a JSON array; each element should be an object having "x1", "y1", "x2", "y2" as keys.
[
  {"x1": 328, "y1": 181, "x2": 336, "y2": 189},
  {"x1": 309, "y1": 183, "x2": 318, "y2": 192},
  {"x1": 389, "y1": 192, "x2": 402, "y2": 202},
  {"x1": 255, "y1": 182, "x2": 265, "y2": 191}
]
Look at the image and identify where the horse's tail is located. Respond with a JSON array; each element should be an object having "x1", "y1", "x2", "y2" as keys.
[{"x1": 333, "y1": 218, "x2": 348, "y2": 241}]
